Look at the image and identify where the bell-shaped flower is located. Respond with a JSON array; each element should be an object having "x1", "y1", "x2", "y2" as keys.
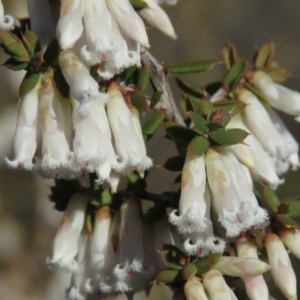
[
  {"x1": 59, "y1": 50, "x2": 108, "y2": 107},
  {"x1": 46, "y1": 193, "x2": 88, "y2": 272},
  {"x1": 268, "y1": 110, "x2": 300, "y2": 171},
  {"x1": 169, "y1": 154, "x2": 209, "y2": 234},
  {"x1": 0, "y1": 0, "x2": 14, "y2": 30},
  {"x1": 106, "y1": 84, "x2": 152, "y2": 175},
  {"x1": 184, "y1": 278, "x2": 209, "y2": 300},
  {"x1": 237, "y1": 89, "x2": 286, "y2": 158},
  {"x1": 228, "y1": 114, "x2": 283, "y2": 189},
  {"x1": 138, "y1": 0, "x2": 177, "y2": 39},
  {"x1": 4, "y1": 81, "x2": 41, "y2": 170},
  {"x1": 236, "y1": 236, "x2": 269, "y2": 300},
  {"x1": 202, "y1": 269, "x2": 238, "y2": 300},
  {"x1": 56, "y1": 0, "x2": 84, "y2": 49},
  {"x1": 205, "y1": 147, "x2": 268, "y2": 237},
  {"x1": 279, "y1": 228, "x2": 300, "y2": 260},
  {"x1": 34, "y1": 73, "x2": 72, "y2": 179},
  {"x1": 252, "y1": 71, "x2": 300, "y2": 122},
  {"x1": 214, "y1": 256, "x2": 270, "y2": 278},
  {"x1": 264, "y1": 233, "x2": 297, "y2": 300}
]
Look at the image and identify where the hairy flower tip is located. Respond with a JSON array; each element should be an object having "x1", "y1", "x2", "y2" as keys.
[
  {"x1": 236, "y1": 236, "x2": 269, "y2": 300},
  {"x1": 107, "y1": 85, "x2": 153, "y2": 175},
  {"x1": 264, "y1": 233, "x2": 297, "y2": 300},
  {"x1": 59, "y1": 50, "x2": 108, "y2": 105},
  {"x1": 253, "y1": 70, "x2": 300, "y2": 122},
  {"x1": 139, "y1": 0, "x2": 177, "y2": 39},
  {"x1": 202, "y1": 269, "x2": 238, "y2": 300},
  {"x1": 46, "y1": 193, "x2": 88, "y2": 272},
  {"x1": 214, "y1": 256, "x2": 270, "y2": 278},
  {"x1": 228, "y1": 114, "x2": 284, "y2": 190},
  {"x1": 4, "y1": 81, "x2": 41, "y2": 171},
  {"x1": 205, "y1": 147, "x2": 268, "y2": 237},
  {"x1": 184, "y1": 278, "x2": 209, "y2": 300},
  {"x1": 169, "y1": 154, "x2": 209, "y2": 234}
]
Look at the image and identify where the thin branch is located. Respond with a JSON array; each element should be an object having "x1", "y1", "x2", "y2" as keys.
[{"x1": 141, "y1": 50, "x2": 185, "y2": 126}]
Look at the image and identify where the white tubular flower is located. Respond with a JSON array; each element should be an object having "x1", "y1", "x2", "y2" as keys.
[
  {"x1": 214, "y1": 256, "x2": 270, "y2": 278},
  {"x1": 269, "y1": 110, "x2": 300, "y2": 171},
  {"x1": 27, "y1": 0, "x2": 55, "y2": 49},
  {"x1": 4, "y1": 82, "x2": 40, "y2": 170},
  {"x1": 184, "y1": 278, "x2": 209, "y2": 300},
  {"x1": 0, "y1": 0, "x2": 14, "y2": 30},
  {"x1": 56, "y1": 0, "x2": 84, "y2": 49},
  {"x1": 253, "y1": 71, "x2": 300, "y2": 122},
  {"x1": 107, "y1": 84, "x2": 152, "y2": 174},
  {"x1": 169, "y1": 154, "x2": 209, "y2": 234},
  {"x1": 35, "y1": 74, "x2": 72, "y2": 179},
  {"x1": 59, "y1": 50, "x2": 108, "y2": 106},
  {"x1": 106, "y1": 0, "x2": 149, "y2": 48},
  {"x1": 264, "y1": 233, "x2": 297, "y2": 300},
  {"x1": 237, "y1": 89, "x2": 285, "y2": 158},
  {"x1": 138, "y1": 0, "x2": 177, "y2": 39},
  {"x1": 46, "y1": 193, "x2": 88, "y2": 272},
  {"x1": 236, "y1": 236, "x2": 269, "y2": 300},
  {"x1": 82, "y1": 0, "x2": 142, "y2": 79},
  {"x1": 279, "y1": 228, "x2": 300, "y2": 260},
  {"x1": 202, "y1": 269, "x2": 238, "y2": 300},
  {"x1": 228, "y1": 114, "x2": 283, "y2": 189},
  {"x1": 205, "y1": 147, "x2": 268, "y2": 237}
]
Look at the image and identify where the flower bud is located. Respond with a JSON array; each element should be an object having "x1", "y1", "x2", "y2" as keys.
[
  {"x1": 264, "y1": 233, "x2": 297, "y2": 300},
  {"x1": 184, "y1": 278, "x2": 209, "y2": 300},
  {"x1": 279, "y1": 228, "x2": 300, "y2": 260}
]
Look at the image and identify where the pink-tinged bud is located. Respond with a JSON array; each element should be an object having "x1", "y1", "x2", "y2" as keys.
[
  {"x1": 184, "y1": 278, "x2": 209, "y2": 300},
  {"x1": 253, "y1": 71, "x2": 300, "y2": 122},
  {"x1": 214, "y1": 256, "x2": 270, "y2": 278},
  {"x1": 264, "y1": 233, "x2": 297, "y2": 300},
  {"x1": 236, "y1": 237, "x2": 269, "y2": 300},
  {"x1": 202, "y1": 269, "x2": 238, "y2": 300},
  {"x1": 279, "y1": 228, "x2": 300, "y2": 260}
]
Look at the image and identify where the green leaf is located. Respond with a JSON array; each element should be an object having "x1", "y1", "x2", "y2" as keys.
[
  {"x1": 187, "y1": 136, "x2": 210, "y2": 157},
  {"x1": 180, "y1": 94, "x2": 199, "y2": 116},
  {"x1": 210, "y1": 109, "x2": 230, "y2": 127},
  {"x1": 199, "y1": 100, "x2": 213, "y2": 118},
  {"x1": 223, "y1": 59, "x2": 249, "y2": 91},
  {"x1": 137, "y1": 65, "x2": 150, "y2": 90},
  {"x1": 143, "y1": 203, "x2": 166, "y2": 224},
  {"x1": 43, "y1": 38, "x2": 60, "y2": 67},
  {"x1": 175, "y1": 77, "x2": 205, "y2": 98},
  {"x1": 194, "y1": 254, "x2": 221, "y2": 276},
  {"x1": 280, "y1": 199, "x2": 300, "y2": 218},
  {"x1": 262, "y1": 184, "x2": 279, "y2": 213},
  {"x1": 53, "y1": 66, "x2": 70, "y2": 99},
  {"x1": 276, "y1": 214, "x2": 300, "y2": 231},
  {"x1": 129, "y1": 0, "x2": 148, "y2": 11},
  {"x1": 254, "y1": 42, "x2": 275, "y2": 68},
  {"x1": 142, "y1": 112, "x2": 165, "y2": 142},
  {"x1": 182, "y1": 264, "x2": 197, "y2": 280},
  {"x1": 249, "y1": 228, "x2": 263, "y2": 247},
  {"x1": 166, "y1": 60, "x2": 222, "y2": 75},
  {"x1": 3, "y1": 57, "x2": 28, "y2": 71},
  {"x1": 259, "y1": 66, "x2": 291, "y2": 83},
  {"x1": 22, "y1": 30, "x2": 40, "y2": 56},
  {"x1": 212, "y1": 100, "x2": 246, "y2": 116},
  {"x1": 151, "y1": 90, "x2": 163, "y2": 107},
  {"x1": 0, "y1": 30, "x2": 30, "y2": 61},
  {"x1": 164, "y1": 122, "x2": 198, "y2": 145},
  {"x1": 223, "y1": 41, "x2": 238, "y2": 69},
  {"x1": 187, "y1": 111, "x2": 209, "y2": 133},
  {"x1": 209, "y1": 128, "x2": 248, "y2": 146},
  {"x1": 161, "y1": 155, "x2": 185, "y2": 172},
  {"x1": 160, "y1": 250, "x2": 185, "y2": 270},
  {"x1": 19, "y1": 71, "x2": 40, "y2": 98},
  {"x1": 156, "y1": 269, "x2": 181, "y2": 285},
  {"x1": 131, "y1": 90, "x2": 147, "y2": 112},
  {"x1": 117, "y1": 65, "x2": 138, "y2": 83}
]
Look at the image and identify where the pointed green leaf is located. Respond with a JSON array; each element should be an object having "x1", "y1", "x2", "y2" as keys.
[
  {"x1": 223, "y1": 41, "x2": 238, "y2": 69},
  {"x1": 262, "y1": 184, "x2": 279, "y2": 213},
  {"x1": 43, "y1": 38, "x2": 60, "y2": 67},
  {"x1": 175, "y1": 77, "x2": 205, "y2": 98},
  {"x1": 19, "y1": 71, "x2": 40, "y2": 98},
  {"x1": 209, "y1": 128, "x2": 248, "y2": 146},
  {"x1": 212, "y1": 100, "x2": 246, "y2": 116},
  {"x1": 142, "y1": 112, "x2": 165, "y2": 141},
  {"x1": 117, "y1": 65, "x2": 138, "y2": 83},
  {"x1": 160, "y1": 250, "x2": 185, "y2": 270},
  {"x1": 199, "y1": 99, "x2": 213, "y2": 118},
  {"x1": 194, "y1": 254, "x2": 221, "y2": 276},
  {"x1": 249, "y1": 228, "x2": 263, "y2": 247},
  {"x1": 137, "y1": 65, "x2": 150, "y2": 90},
  {"x1": 280, "y1": 199, "x2": 300, "y2": 218},
  {"x1": 161, "y1": 155, "x2": 185, "y2": 172},
  {"x1": 164, "y1": 122, "x2": 198, "y2": 145},
  {"x1": 276, "y1": 214, "x2": 300, "y2": 231},
  {"x1": 3, "y1": 57, "x2": 27, "y2": 71},
  {"x1": 156, "y1": 269, "x2": 181, "y2": 284},
  {"x1": 151, "y1": 90, "x2": 163, "y2": 107},
  {"x1": 254, "y1": 42, "x2": 275, "y2": 68},
  {"x1": 260, "y1": 66, "x2": 291, "y2": 83},
  {"x1": 210, "y1": 109, "x2": 230, "y2": 127},
  {"x1": 187, "y1": 136, "x2": 210, "y2": 157},
  {"x1": 223, "y1": 59, "x2": 249, "y2": 91},
  {"x1": 182, "y1": 264, "x2": 197, "y2": 280},
  {"x1": 180, "y1": 94, "x2": 199, "y2": 116},
  {"x1": 166, "y1": 60, "x2": 222, "y2": 75},
  {"x1": 129, "y1": 0, "x2": 148, "y2": 10},
  {"x1": 187, "y1": 111, "x2": 209, "y2": 133},
  {"x1": 131, "y1": 90, "x2": 147, "y2": 112},
  {"x1": 128, "y1": 171, "x2": 147, "y2": 190},
  {"x1": 22, "y1": 30, "x2": 41, "y2": 56}
]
